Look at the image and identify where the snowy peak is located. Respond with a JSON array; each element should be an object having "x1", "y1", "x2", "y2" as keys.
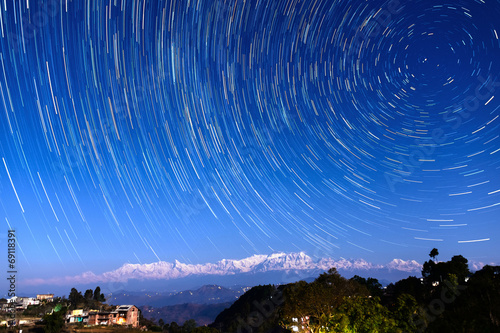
[
  {"x1": 22, "y1": 252, "x2": 422, "y2": 286},
  {"x1": 101, "y1": 253, "x2": 421, "y2": 282},
  {"x1": 256, "y1": 252, "x2": 315, "y2": 271},
  {"x1": 386, "y1": 259, "x2": 421, "y2": 272}
]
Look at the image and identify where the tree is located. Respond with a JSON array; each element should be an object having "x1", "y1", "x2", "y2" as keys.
[
  {"x1": 282, "y1": 268, "x2": 369, "y2": 332},
  {"x1": 392, "y1": 294, "x2": 420, "y2": 332},
  {"x1": 182, "y1": 319, "x2": 197, "y2": 332},
  {"x1": 139, "y1": 310, "x2": 154, "y2": 328},
  {"x1": 93, "y1": 286, "x2": 105, "y2": 302},
  {"x1": 429, "y1": 248, "x2": 439, "y2": 262},
  {"x1": 68, "y1": 288, "x2": 84, "y2": 309},
  {"x1": 191, "y1": 327, "x2": 219, "y2": 333},
  {"x1": 386, "y1": 276, "x2": 426, "y2": 304},
  {"x1": 351, "y1": 275, "x2": 383, "y2": 298},
  {"x1": 84, "y1": 289, "x2": 93, "y2": 301},
  {"x1": 423, "y1": 254, "x2": 470, "y2": 287},
  {"x1": 43, "y1": 306, "x2": 67, "y2": 333},
  {"x1": 464, "y1": 265, "x2": 500, "y2": 328},
  {"x1": 168, "y1": 321, "x2": 181, "y2": 333},
  {"x1": 327, "y1": 296, "x2": 398, "y2": 333},
  {"x1": 425, "y1": 265, "x2": 500, "y2": 332},
  {"x1": 281, "y1": 280, "x2": 310, "y2": 327},
  {"x1": 448, "y1": 255, "x2": 469, "y2": 283},
  {"x1": 212, "y1": 284, "x2": 284, "y2": 333}
]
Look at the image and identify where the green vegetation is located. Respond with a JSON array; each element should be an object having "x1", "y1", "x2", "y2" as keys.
[
  {"x1": 42, "y1": 306, "x2": 66, "y2": 333},
  {"x1": 350, "y1": 275, "x2": 383, "y2": 298},
  {"x1": 157, "y1": 319, "x2": 209, "y2": 333},
  {"x1": 281, "y1": 268, "x2": 369, "y2": 332},
  {"x1": 327, "y1": 296, "x2": 398, "y2": 332},
  {"x1": 68, "y1": 286, "x2": 106, "y2": 310},
  {"x1": 208, "y1": 249, "x2": 500, "y2": 333},
  {"x1": 4, "y1": 286, "x2": 107, "y2": 333}
]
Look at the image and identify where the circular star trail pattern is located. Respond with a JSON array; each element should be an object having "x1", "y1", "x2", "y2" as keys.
[{"x1": 0, "y1": 0, "x2": 499, "y2": 268}]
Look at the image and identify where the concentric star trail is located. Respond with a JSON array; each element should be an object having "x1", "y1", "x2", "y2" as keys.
[{"x1": 0, "y1": 0, "x2": 498, "y2": 277}]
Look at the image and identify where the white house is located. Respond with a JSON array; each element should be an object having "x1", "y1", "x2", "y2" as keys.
[{"x1": 7, "y1": 296, "x2": 39, "y2": 309}]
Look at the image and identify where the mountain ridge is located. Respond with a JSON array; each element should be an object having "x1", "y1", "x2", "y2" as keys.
[{"x1": 22, "y1": 252, "x2": 422, "y2": 287}]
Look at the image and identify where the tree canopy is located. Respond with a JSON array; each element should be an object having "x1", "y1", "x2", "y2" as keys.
[
  {"x1": 281, "y1": 268, "x2": 369, "y2": 332},
  {"x1": 429, "y1": 248, "x2": 439, "y2": 261},
  {"x1": 68, "y1": 286, "x2": 105, "y2": 309}
]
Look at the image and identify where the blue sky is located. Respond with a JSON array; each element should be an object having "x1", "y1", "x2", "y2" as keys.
[{"x1": 1, "y1": 0, "x2": 499, "y2": 293}]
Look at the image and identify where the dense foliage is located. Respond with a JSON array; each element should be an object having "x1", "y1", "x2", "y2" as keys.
[
  {"x1": 207, "y1": 250, "x2": 500, "y2": 333},
  {"x1": 68, "y1": 286, "x2": 106, "y2": 309},
  {"x1": 211, "y1": 284, "x2": 287, "y2": 333},
  {"x1": 281, "y1": 268, "x2": 370, "y2": 332},
  {"x1": 42, "y1": 306, "x2": 67, "y2": 333}
]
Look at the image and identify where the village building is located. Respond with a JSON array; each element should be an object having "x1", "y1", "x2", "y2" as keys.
[
  {"x1": 110, "y1": 305, "x2": 140, "y2": 327},
  {"x1": 67, "y1": 309, "x2": 88, "y2": 324},
  {"x1": 87, "y1": 310, "x2": 112, "y2": 326},
  {"x1": 67, "y1": 305, "x2": 139, "y2": 328},
  {"x1": 7, "y1": 296, "x2": 39, "y2": 309},
  {"x1": 36, "y1": 294, "x2": 54, "y2": 302},
  {"x1": 0, "y1": 299, "x2": 8, "y2": 310}
]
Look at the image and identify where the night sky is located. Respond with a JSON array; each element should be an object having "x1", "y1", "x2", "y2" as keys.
[{"x1": 0, "y1": 0, "x2": 499, "y2": 284}]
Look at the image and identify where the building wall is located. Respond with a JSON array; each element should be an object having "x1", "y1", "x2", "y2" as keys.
[
  {"x1": 37, "y1": 294, "x2": 54, "y2": 301},
  {"x1": 126, "y1": 307, "x2": 139, "y2": 327},
  {"x1": 88, "y1": 314, "x2": 97, "y2": 326},
  {"x1": 109, "y1": 313, "x2": 118, "y2": 325},
  {"x1": 88, "y1": 313, "x2": 110, "y2": 326},
  {"x1": 85, "y1": 306, "x2": 138, "y2": 327}
]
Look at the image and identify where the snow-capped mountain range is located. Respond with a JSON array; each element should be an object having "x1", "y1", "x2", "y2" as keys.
[{"x1": 23, "y1": 252, "x2": 422, "y2": 287}]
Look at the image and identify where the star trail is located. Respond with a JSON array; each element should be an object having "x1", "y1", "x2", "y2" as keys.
[{"x1": 0, "y1": 0, "x2": 499, "y2": 281}]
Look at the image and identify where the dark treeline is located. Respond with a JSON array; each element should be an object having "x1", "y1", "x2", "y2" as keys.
[{"x1": 197, "y1": 248, "x2": 499, "y2": 333}]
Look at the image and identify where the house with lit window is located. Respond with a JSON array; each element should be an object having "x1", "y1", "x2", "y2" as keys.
[
  {"x1": 110, "y1": 305, "x2": 139, "y2": 327},
  {"x1": 74, "y1": 305, "x2": 139, "y2": 328},
  {"x1": 88, "y1": 310, "x2": 111, "y2": 326},
  {"x1": 67, "y1": 309, "x2": 88, "y2": 324},
  {"x1": 36, "y1": 294, "x2": 54, "y2": 302}
]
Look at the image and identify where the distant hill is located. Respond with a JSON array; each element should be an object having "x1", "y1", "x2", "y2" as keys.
[
  {"x1": 140, "y1": 302, "x2": 232, "y2": 326},
  {"x1": 107, "y1": 284, "x2": 249, "y2": 307}
]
